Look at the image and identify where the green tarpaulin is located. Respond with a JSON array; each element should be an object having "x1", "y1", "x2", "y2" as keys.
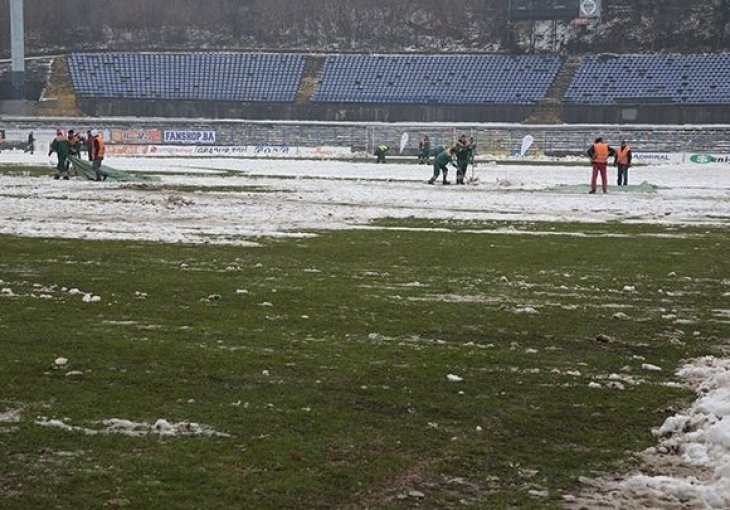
[{"x1": 68, "y1": 156, "x2": 158, "y2": 182}]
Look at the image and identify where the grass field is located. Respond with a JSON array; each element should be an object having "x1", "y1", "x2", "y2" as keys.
[{"x1": 0, "y1": 221, "x2": 728, "y2": 508}]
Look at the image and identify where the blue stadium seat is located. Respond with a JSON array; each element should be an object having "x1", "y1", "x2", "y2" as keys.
[
  {"x1": 68, "y1": 52, "x2": 306, "y2": 102},
  {"x1": 312, "y1": 54, "x2": 562, "y2": 105},
  {"x1": 564, "y1": 53, "x2": 730, "y2": 105}
]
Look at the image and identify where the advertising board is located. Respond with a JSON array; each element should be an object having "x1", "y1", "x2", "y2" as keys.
[{"x1": 164, "y1": 130, "x2": 216, "y2": 144}]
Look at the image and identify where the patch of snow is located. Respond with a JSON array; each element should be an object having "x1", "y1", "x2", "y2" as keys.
[
  {"x1": 0, "y1": 408, "x2": 22, "y2": 423},
  {"x1": 36, "y1": 417, "x2": 230, "y2": 437},
  {"x1": 642, "y1": 363, "x2": 663, "y2": 372},
  {"x1": 1, "y1": 154, "x2": 729, "y2": 245}
]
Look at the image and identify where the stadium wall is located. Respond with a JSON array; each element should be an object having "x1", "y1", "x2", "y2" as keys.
[
  {"x1": 563, "y1": 105, "x2": 730, "y2": 125},
  {"x1": 75, "y1": 97, "x2": 730, "y2": 125},
  {"x1": 77, "y1": 98, "x2": 532, "y2": 123},
  {"x1": 3, "y1": 117, "x2": 730, "y2": 158}
]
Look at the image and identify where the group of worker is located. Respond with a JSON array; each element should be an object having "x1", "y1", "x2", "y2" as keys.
[
  {"x1": 376, "y1": 134, "x2": 632, "y2": 192},
  {"x1": 48, "y1": 129, "x2": 106, "y2": 180},
  {"x1": 374, "y1": 134, "x2": 477, "y2": 185},
  {"x1": 586, "y1": 137, "x2": 633, "y2": 193},
  {"x1": 425, "y1": 134, "x2": 477, "y2": 185}
]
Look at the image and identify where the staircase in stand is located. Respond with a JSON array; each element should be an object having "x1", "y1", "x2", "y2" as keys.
[
  {"x1": 295, "y1": 55, "x2": 326, "y2": 104},
  {"x1": 36, "y1": 56, "x2": 86, "y2": 117},
  {"x1": 524, "y1": 55, "x2": 583, "y2": 124}
]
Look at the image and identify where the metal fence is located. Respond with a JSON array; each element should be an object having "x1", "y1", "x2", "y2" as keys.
[{"x1": 2, "y1": 118, "x2": 730, "y2": 157}]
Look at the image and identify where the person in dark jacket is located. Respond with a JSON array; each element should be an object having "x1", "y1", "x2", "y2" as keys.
[
  {"x1": 614, "y1": 140, "x2": 632, "y2": 186},
  {"x1": 66, "y1": 129, "x2": 82, "y2": 175},
  {"x1": 48, "y1": 130, "x2": 71, "y2": 180},
  {"x1": 454, "y1": 134, "x2": 471, "y2": 184},
  {"x1": 418, "y1": 135, "x2": 430, "y2": 165},
  {"x1": 85, "y1": 130, "x2": 94, "y2": 161},
  {"x1": 25, "y1": 132, "x2": 35, "y2": 154},
  {"x1": 428, "y1": 146, "x2": 456, "y2": 185},
  {"x1": 467, "y1": 137, "x2": 477, "y2": 167}
]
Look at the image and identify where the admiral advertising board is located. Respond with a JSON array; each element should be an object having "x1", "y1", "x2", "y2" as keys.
[
  {"x1": 632, "y1": 152, "x2": 684, "y2": 165},
  {"x1": 633, "y1": 152, "x2": 730, "y2": 165}
]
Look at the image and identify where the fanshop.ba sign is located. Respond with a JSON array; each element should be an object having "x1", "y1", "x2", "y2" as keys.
[{"x1": 164, "y1": 130, "x2": 216, "y2": 144}]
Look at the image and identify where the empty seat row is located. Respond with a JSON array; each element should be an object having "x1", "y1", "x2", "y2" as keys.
[
  {"x1": 68, "y1": 52, "x2": 306, "y2": 102},
  {"x1": 565, "y1": 53, "x2": 730, "y2": 105},
  {"x1": 67, "y1": 52, "x2": 730, "y2": 106},
  {"x1": 312, "y1": 54, "x2": 562, "y2": 105}
]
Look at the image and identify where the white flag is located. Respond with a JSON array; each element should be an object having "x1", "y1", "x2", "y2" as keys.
[
  {"x1": 399, "y1": 132, "x2": 409, "y2": 154},
  {"x1": 520, "y1": 135, "x2": 534, "y2": 157}
]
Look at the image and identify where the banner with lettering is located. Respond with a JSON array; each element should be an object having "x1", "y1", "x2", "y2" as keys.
[
  {"x1": 164, "y1": 130, "x2": 216, "y2": 144},
  {"x1": 110, "y1": 129, "x2": 162, "y2": 144}
]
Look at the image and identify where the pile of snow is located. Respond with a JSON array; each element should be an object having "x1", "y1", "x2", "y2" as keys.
[
  {"x1": 567, "y1": 356, "x2": 730, "y2": 509},
  {"x1": 106, "y1": 418, "x2": 231, "y2": 437},
  {"x1": 36, "y1": 417, "x2": 230, "y2": 438}
]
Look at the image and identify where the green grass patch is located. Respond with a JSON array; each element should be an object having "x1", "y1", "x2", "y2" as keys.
[
  {"x1": 0, "y1": 165, "x2": 55, "y2": 177},
  {"x1": 0, "y1": 224, "x2": 727, "y2": 508}
]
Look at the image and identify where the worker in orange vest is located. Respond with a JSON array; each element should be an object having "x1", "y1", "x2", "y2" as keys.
[
  {"x1": 91, "y1": 132, "x2": 107, "y2": 181},
  {"x1": 614, "y1": 140, "x2": 632, "y2": 186},
  {"x1": 586, "y1": 137, "x2": 615, "y2": 194}
]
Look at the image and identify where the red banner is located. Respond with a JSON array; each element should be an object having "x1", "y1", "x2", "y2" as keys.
[{"x1": 110, "y1": 129, "x2": 162, "y2": 144}]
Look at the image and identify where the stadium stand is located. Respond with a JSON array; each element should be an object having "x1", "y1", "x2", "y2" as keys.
[
  {"x1": 67, "y1": 52, "x2": 306, "y2": 102},
  {"x1": 54, "y1": 51, "x2": 730, "y2": 123},
  {"x1": 0, "y1": 58, "x2": 52, "y2": 101},
  {"x1": 564, "y1": 53, "x2": 730, "y2": 105},
  {"x1": 312, "y1": 54, "x2": 562, "y2": 105}
]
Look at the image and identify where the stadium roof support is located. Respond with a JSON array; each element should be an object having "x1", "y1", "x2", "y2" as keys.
[{"x1": 10, "y1": 0, "x2": 26, "y2": 99}]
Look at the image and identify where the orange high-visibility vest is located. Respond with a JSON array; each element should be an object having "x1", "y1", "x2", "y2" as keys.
[
  {"x1": 592, "y1": 143, "x2": 609, "y2": 164},
  {"x1": 93, "y1": 135, "x2": 106, "y2": 160},
  {"x1": 616, "y1": 146, "x2": 630, "y2": 165}
]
